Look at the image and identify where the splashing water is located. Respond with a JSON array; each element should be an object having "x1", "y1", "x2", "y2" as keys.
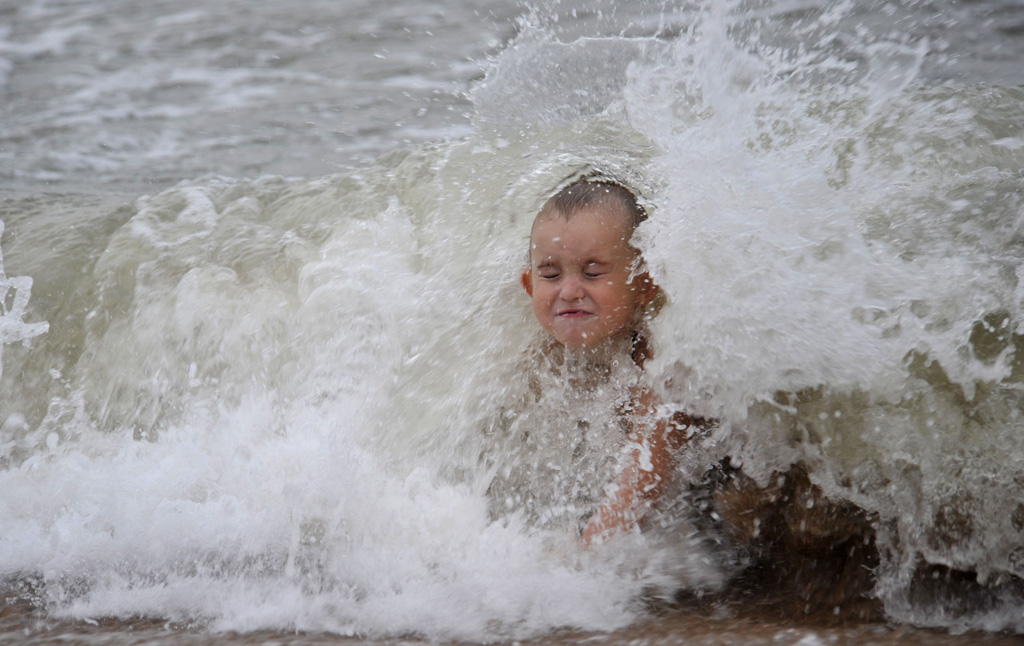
[
  {"x1": 0, "y1": 222, "x2": 49, "y2": 383},
  {"x1": 2, "y1": 0, "x2": 1024, "y2": 639}
]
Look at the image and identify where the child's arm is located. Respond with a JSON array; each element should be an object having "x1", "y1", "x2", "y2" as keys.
[{"x1": 580, "y1": 387, "x2": 689, "y2": 547}]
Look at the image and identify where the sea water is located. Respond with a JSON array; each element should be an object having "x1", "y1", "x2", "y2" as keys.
[{"x1": 2, "y1": 0, "x2": 1024, "y2": 640}]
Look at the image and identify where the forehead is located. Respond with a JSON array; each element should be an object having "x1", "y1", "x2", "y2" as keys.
[{"x1": 529, "y1": 206, "x2": 636, "y2": 258}]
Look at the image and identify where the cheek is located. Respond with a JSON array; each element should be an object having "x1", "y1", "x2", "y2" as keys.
[
  {"x1": 530, "y1": 284, "x2": 556, "y2": 312},
  {"x1": 596, "y1": 280, "x2": 627, "y2": 301},
  {"x1": 606, "y1": 286, "x2": 641, "y2": 314},
  {"x1": 531, "y1": 281, "x2": 552, "y2": 300}
]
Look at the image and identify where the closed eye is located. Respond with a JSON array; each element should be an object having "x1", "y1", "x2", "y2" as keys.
[{"x1": 584, "y1": 263, "x2": 610, "y2": 278}]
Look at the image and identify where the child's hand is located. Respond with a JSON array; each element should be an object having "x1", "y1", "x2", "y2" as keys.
[
  {"x1": 581, "y1": 387, "x2": 691, "y2": 549},
  {"x1": 580, "y1": 486, "x2": 642, "y2": 548},
  {"x1": 580, "y1": 514, "x2": 620, "y2": 548},
  {"x1": 580, "y1": 509, "x2": 615, "y2": 548}
]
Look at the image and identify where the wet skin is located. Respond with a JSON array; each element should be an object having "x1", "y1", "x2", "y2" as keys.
[{"x1": 521, "y1": 205, "x2": 657, "y2": 349}]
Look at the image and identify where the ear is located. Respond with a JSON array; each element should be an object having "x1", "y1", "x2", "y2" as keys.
[
  {"x1": 520, "y1": 269, "x2": 533, "y2": 297},
  {"x1": 637, "y1": 273, "x2": 658, "y2": 307}
]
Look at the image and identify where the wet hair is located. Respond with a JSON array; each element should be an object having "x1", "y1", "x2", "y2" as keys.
[{"x1": 538, "y1": 179, "x2": 647, "y2": 231}]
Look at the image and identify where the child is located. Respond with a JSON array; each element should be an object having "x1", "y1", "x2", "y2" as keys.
[
  {"x1": 489, "y1": 178, "x2": 701, "y2": 547},
  {"x1": 493, "y1": 180, "x2": 879, "y2": 611}
]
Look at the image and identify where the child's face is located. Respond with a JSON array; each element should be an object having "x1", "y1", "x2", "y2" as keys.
[{"x1": 521, "y1": 206, "x2": 657, "y2": 349}]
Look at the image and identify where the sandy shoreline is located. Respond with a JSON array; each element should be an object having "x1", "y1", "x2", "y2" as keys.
[{"x1": 4, "y1": 596, "x2": 1023, "y2": 646}]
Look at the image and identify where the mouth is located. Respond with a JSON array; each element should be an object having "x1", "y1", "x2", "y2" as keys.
[{"x1": 557, "y1": 309, "x2": 591, "y2": 318}]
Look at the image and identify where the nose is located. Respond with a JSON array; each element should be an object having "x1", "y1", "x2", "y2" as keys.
[{"x1": 558, "y1": 276, "x2": 585, "y2": 301}]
